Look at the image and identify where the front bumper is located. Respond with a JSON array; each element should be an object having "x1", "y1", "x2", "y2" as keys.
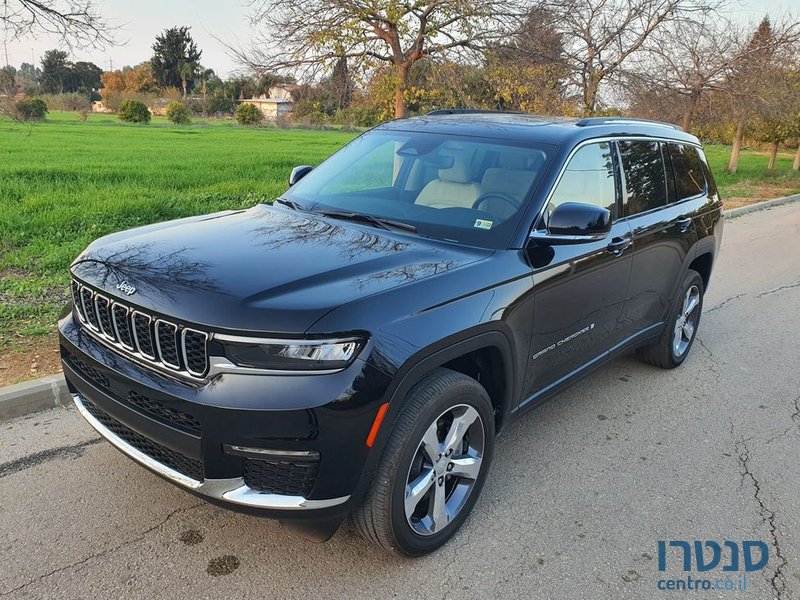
[
  {"x1": 73, "y1": 394, "x2": 349, "y2": 510},
  {"x1": 59, "y1": 314, "x2": 393, "y2": 520}
]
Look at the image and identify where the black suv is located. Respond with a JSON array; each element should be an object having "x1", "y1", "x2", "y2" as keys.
[{"x1": 61, "y1": 112, "x2": 723, "y2": 555}]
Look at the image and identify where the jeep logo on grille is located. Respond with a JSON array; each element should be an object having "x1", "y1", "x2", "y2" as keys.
[{"x1": 115, "y1": 281, "x2": 136, "y2": 296}]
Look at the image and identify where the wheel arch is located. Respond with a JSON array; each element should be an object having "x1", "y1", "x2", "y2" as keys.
[
  {"x1": 384, "y1": 329, "x2": 517, "y2": 437},
  {"x1": 687, "y1": 250, "x2": 714, "y2": 291}
]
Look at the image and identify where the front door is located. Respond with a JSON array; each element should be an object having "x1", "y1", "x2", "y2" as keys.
[{"x1": 522, "y1": 141, "x2": 633, "y2": 405}]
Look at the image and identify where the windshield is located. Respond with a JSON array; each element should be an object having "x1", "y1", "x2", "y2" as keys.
[{"x1": 283, "y1": 130, "x2": 555, "y2": 248}]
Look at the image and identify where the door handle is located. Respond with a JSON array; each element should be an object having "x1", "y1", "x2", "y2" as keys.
[
  {"x1": 674, "y1": 217, "x2": 692, "y2": 233},
  {"x1": 606, "y1": 236, "x2": 631, "y2": 256}
]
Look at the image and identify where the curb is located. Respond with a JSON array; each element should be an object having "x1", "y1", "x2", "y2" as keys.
[
  {"x1": 1, "y1": 192, "x2": 799, "y2": 423},
  {"x1": 0, "y1": 374, "x2": 70, "y2": 421},
  {"x1": 724, "y1": 193, "x2": 800, "y2": 219}
]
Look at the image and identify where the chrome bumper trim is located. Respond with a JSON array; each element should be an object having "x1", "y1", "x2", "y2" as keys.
[{"x1": 73, "y1": 394, "x2": 349, "y2": 510}]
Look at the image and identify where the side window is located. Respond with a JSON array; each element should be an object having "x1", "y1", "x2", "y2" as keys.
[
  {"x1": 669, "y1": 144, "x2": 706, "y2": 200},
  {"x1": 618, "y1": 141, "x2": 667, "y2": 216},
  {"x1": 549, "y1": 142, "x2": 616, "y2": 216}
]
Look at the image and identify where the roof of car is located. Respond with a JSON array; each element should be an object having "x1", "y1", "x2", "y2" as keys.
[{"x1": 376, "y1": 111, "x2": 701, "y2": 147}]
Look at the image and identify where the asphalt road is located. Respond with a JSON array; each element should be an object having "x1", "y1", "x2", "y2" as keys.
[{"x1": 1, "y1": 203, "x2": 799, "y2": 600}]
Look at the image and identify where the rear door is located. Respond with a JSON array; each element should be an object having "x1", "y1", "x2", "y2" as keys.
[{"x1": 617, "y1": 140, "x2": 701, "y2": 341}]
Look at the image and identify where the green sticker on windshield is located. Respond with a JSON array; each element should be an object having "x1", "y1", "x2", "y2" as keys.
[{"x1": 474, "y1": 219, "x2": 493, "y2": 230}]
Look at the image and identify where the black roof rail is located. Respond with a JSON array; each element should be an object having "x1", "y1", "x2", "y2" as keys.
[
  {"x1": 575, "y1": 116, "x2": 683, "y2": 131},
  {"x1": 426, "y1": 109, "x2": 521, "y2": 116}
]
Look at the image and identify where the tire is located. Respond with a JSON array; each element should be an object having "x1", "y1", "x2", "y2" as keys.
[
  {"x1": 352, "y1": 368, "x2": 495, "y2": 555},
  {"x1": 637, "y1": 269, "x2": 704, "y2": 369}
]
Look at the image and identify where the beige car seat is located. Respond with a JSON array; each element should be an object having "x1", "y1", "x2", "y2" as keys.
[
  {"x1": 478, "y1": 152, "x2": 539, "y2": 218},
  {"x1": 415, "y1": 152, "x2": 482, "y2": 210}
]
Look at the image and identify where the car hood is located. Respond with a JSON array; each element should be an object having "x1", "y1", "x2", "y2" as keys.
[{"x1": 70, "y1": 204, "x2": 492, "y2": 333}]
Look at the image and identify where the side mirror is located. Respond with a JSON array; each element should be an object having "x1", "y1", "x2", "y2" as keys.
[
  {"x1": 289, "y1": 165, "x2": 313, "y2": 187},
  {"x1": 530, "y1": 202, "x2": 611, "y2": 245}
]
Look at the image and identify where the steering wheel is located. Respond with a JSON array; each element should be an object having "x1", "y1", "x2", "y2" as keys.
[{"x1": 472, "y1": 192, "x2": 519, "y2": 215}]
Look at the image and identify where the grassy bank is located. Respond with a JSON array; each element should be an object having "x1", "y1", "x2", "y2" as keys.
[
  {"x1": 0, "y1": 112, "x2": 356, "y2": 351},
  {"x1": 1, "y1": 112, "x2": 799, "y2": 377}
]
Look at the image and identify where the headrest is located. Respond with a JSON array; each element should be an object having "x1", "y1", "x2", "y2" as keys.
[
  {"x1": 499, "y1": 152, "x2": 528, "y2": 170},
  {"x1": 439, "y1": 157, "x2": 472, "y2": 184}
]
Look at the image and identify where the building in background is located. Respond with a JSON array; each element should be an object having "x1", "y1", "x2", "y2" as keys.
[{"x1": 238, "y1": 84, "x2": 297, "y2": 121}]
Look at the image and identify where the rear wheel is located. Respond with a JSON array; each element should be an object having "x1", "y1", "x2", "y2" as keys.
[
  {"x1": 352, "y1": 368, "x2": 495, "y2": 555},
  {"x1": 637, "y1": 269, "x2": 704, "y2": 369}
]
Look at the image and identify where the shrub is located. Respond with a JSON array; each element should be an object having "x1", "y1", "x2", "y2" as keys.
[
  {"x1": 236, "y1": 103, "x2": 263, "y2": 126},
  {"x1": 333, "y1": 106, "x2": 382, "y2": 128},
  {"x1": 15, "y1": 98, "x2": 48, "y2": 121},
  {"x1": 208, "y1": 95, "x2": 234, "y2": 116},
  {"x1": 118, "y1": 99, "x2": 151, "y2": 123},
  {"x1": 38, "y1": 92, "x2": 91, "y2": 113},
  {"x1": 166, "y1": 101, "x2": 192, "y2": 124}
]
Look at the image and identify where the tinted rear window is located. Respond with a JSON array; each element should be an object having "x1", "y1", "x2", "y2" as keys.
[
  {"x1": 669, "y1": 144, "x2": 706, "y2": 200},
  {"x1": 618, "y1": 141, "x2": 667, "y2": 216}
]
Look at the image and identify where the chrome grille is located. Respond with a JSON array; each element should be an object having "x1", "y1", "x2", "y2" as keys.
[
  {"x1": 132, "y1": 311, "x2": 156, "y2": 359},
  {"x1": 80, "y1": 287, "x2": 99, "y2": 330},
  {"x1": 112, "y1": 305, "x2": 135, "y2": 349},
  {"x1": 71, "y1": 279, "x2": 209, "y2": 379},
  {"x1": 182, "y1": 329, "x2": 208, "y2": 377},
  {"x1": 155, "y1": 320, "x2": 180, "y2": 369},
  {"x1": 95, "y1": 295, "x2": 114, "y2": 340}
]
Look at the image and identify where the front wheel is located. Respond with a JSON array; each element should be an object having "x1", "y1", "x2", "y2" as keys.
[
  {"x1": 637, "y1": 269, "x2": 704, "y2": 369},
  {"x1": 352, "y1": 368, "x2": 495, "y2": 555}
]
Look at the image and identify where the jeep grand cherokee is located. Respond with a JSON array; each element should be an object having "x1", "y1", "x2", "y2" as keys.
[{"x1": 61, "y1": 112, "x2": 723, "y2": 555}]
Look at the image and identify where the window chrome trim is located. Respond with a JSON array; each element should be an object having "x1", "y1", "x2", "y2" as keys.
[
  {"x1": 154, "y1": 319, "x2": 181, "y2": 371},
  {"x1": 529, "y1": 135, "x2": 702, "y2": 236},
  {"x1": 74, "y1": 394, "x2": 349, "y2": 510}
]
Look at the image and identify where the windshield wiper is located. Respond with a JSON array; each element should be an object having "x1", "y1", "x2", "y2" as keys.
[
  {"x1": 316, "y1": 210, "x2": 417, "y2": 233},
  {"x1": 274, "y1": 197, "x2": 305, "y2": 211}
]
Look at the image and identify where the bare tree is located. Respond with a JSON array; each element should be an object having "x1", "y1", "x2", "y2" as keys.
[
  {"x1": 234, "y1": 0, "x2": 523, "y2": 118},
  {"x1": 535, "y1": 0, "x2": 709, "y2": 115},
  {"x1": 635, "y1": 12, "x2": 799, "y2": 171},
  {"x1": 1, "y1": 0, "x2": 116, "y2": 49},
  {"x1": 636, "y1": 12, "x2": 743, "y2": 132}
]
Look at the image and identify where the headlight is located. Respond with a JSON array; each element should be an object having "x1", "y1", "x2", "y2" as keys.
[{"x1": 220, "y1": 336, "x2": 364, "y2": 372}]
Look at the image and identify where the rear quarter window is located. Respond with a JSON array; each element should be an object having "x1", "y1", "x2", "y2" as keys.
[{"x1": 669, "y1": 144, "x2": 706, "y2": 200}]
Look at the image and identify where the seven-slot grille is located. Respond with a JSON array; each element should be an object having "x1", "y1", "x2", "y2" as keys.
[{"x1": 71, "y1": 278, "x2": 209, "y2": 378}]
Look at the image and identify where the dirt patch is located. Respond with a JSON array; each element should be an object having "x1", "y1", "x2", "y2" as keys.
[
  {"x1": 723, "y1": 182, "x2": 800, "y2": 209},
  {"x1": 0, "y1": 334, "x2": 61, "y2": 387}
]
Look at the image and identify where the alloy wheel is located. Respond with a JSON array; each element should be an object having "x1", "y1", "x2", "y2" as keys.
[
  {"x1": 673, "y1": 285, "x2": 701, "y2": 357},
  {"x1": 403, "y1": 404, "x2": 485, "y2": 536}
]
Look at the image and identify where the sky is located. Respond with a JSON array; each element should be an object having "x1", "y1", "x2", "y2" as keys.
[{"x1": 1, "y1": 0, "x2": 797, "y2": 78}]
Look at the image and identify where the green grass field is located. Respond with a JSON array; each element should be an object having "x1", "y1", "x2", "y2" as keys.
[
  {"x1": 1, "y1": 111, "x2": 799, "y2": 349},
  {"x1": 0, "y1": 112, "x2": 356, "y2": 345}
]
